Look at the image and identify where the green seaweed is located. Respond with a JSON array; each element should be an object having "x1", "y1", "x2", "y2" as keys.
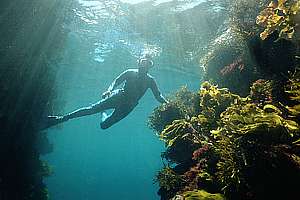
[
  {"x1": 256, "y1": 0, "x2": 300, "y2": 40},
  {"x1": 213, "y1": 135, "x2": 243, "y2": 194},
  {"x1": 217, "y1": 102, "x2": 299, "y2": 141},
  {"x1": 285, "y1": 71, "x2": 300, "y2": 116},
  {"x1": 148, "y1": 86, "x2": 200, "y2": 133},
  {"x1": 174, "y1": 189, "x2": 225, "y2": 200},
  {"x1": 249, "y1": 79, "x2": 273, "y2": 105},
  {"x1": 155, "y1": 166, "x2": 184, "y2": 191},
  {"x1": 199, "y1": 81, "x2": 241, "y2": 121},
  {"x1": 151, "y1": 78, "x2": 300, "y2": 199},
  {"x1": 160, "y1": 115, "x2": 210, "y2": 147}
]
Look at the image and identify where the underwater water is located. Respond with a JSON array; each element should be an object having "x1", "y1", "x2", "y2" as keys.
[
  {"x1": 2, "y1": 0, "x2": 300, "y2": 199},
  {"x1": 42, "y1": 0, "x2": 202, "y2": 199},
  {"x1": 0, "y1": 0, "x2": 300, "y2": 200}
]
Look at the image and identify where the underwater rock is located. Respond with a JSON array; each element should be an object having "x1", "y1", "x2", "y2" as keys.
[
  {"x1": 0, "y1": 0, "x2": 74, "y2": 199},
  {"x1": 151, "y1": 79, "x2": 300, "y2": 200},
  {"x1": 256, "y1": 0, "x2": 300, "y2": 41},
  {"x1": 200, "y1": 0, "x2": 300, "y2": 96},
  {"x1": 152, "y1": 1, "x2": 300, "y2": 198},
  {"x1": 200, "y1": 28, "x2": 258, "y2": 96}
]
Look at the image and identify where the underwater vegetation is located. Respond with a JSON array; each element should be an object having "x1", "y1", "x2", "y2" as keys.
[
  {"x1": 150, "y1": 2, "x2": 300, "y2": 198},
  {"x1": 0, "y1": 0, "x2": 75, "y2": 199},
  {"x1": 199, "y1": 0, "x2": 299, "y2": 96},
  {"x1": 150, "y1": 1, "x2": 300, "y2": 199},
  {"x1": 148, "y1": 86, "x2": 200, "y2": 133},
  {"x1": 172, "y1": 190, "x2": 225, "y2": 200},
  {"x1": 150, "y1": 79, "x2": 300, "y2": 200},
  {"x1": 256, "y1": 0, "x2": 300, "y2": 40},
  {"x1": 284, "y1": 70, "x2": 300, "y2": 116}
]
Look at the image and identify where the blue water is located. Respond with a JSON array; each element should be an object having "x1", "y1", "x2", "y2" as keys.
[{"x1": 42, "y1": 1, "x2": 202, "y2": 199}]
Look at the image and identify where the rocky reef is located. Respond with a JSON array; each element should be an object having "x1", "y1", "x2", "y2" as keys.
[
  {"x1": 149, "y1": 79, "x2": 300, "y2": 200},
  {"x1": 199, "y1": 0, "x2": 299, "y2": 96},
  {"x1": 0, "y1": 0, "x2": 74, "y2": 199},
  {"x1": 149, "y1": 1, "x2": 300, "y2": 199}
]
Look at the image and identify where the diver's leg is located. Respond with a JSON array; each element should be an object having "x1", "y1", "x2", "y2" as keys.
[
  {"x1": 42, "y1": 93, "x2": 120, "y2": 130},
  {"x1": 100, "y1": 106, "x2": 135, "y2": 129},
  {"x1": 42, "y1": 102, "x2": 110, "y2": 130},
  {"x1": 63, "y1": 101, "x2": 108, "y2": 120},
  {"x1": 59, "y1": 90, "x2": 124, "y2": 121}
]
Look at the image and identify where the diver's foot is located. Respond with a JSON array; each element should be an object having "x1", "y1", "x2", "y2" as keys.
[{"x1": 39, "y1": 115, "x2": 69, "y2": 130}]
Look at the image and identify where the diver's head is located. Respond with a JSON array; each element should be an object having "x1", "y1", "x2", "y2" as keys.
[{"x1": 137, "y1": 56, "x2": 154, "y2": 71}]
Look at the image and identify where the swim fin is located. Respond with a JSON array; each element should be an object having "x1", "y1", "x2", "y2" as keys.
[{"x1": 39, "y1": 116, "x2": 68, "y2": 130}]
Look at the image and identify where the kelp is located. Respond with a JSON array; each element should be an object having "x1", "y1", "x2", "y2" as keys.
[
  {"x1": 249, "y1": 79, "x2": 273, "y2": 104},
  {"x1": 148, "y1": 86, "x2": 200, "y2": 133},
  {"x1": 285, "y1": 71, "x2": 300, "y2": 116},
  {"x1": 158, "y1": 82, "x2": 230, "y2": 164},
  {"x1": 151, "y1": 1, "x2": 300, "y2": 199},
  {"x1": 211, "y1": 101, "x2": 299, "y2": 194},
  {"x1": 151, "y1": 79, "x2": 300, "y2": 199},
  {"x1": 155, "y1": 166, "x2": 184, "y2": 191},
  {"x1": 286, "y1": 72, "x2": 300, "y2": 101},
  {"x1": 199, "y1": 81, "x2": 241, "y2": 121},
  {"x1": 256, "y1": 0, "x2": 300, "y2": 40},
  {"x1": 172, "y1": 189, "x2": 225, "y2": 200},
  {"x1": 216, "y1": 102, "x2": 299, "y2": 140},
  {"x1": 158, "y1": 114, "x2": 213, "y2": 165},
  {"x1": 213, "y1": 135, "x2": 244, "y2": 194},
  {"x1": 39, "y1": 161, "x2": 53, "y2": 177},
  {"x1": 211, "y1": 82, "x2": 299, "y2": 193},
  {"x1": 201, "y1": 0, "x2": 298, "y2": 97},
  {"x1": 160, "y1": 115, "x2": 210, "y2": 147}
]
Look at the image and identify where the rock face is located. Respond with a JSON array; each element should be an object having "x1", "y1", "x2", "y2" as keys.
[
  {"x1": 0, "y1": 0, "x2": 73, "y2": 199},
  {"x1": 151, "y1": 80, "x2": 300, "y2": 200}
]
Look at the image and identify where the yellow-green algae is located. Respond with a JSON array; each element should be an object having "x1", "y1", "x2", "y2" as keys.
[
  {"x1": 155, "y1": 166, "x2": 184, "y2": 191},
  {"x1": 174, "y1": 190, "x2": 225, "y2": 200},
  {"x1": 151, "y1": 79, "x2": 300, "y2": 199},
  {"x1": 256, "y1": 0, "x2": 300, "y2": 40}
]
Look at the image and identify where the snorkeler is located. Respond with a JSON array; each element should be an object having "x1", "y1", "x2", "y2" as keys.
[{"x1": 43, "y1": 56, "x2": 168, "y2": 130}]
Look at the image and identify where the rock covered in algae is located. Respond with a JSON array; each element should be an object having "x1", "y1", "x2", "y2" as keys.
[
  {"x1": 151, "y1": 79, "x2": 300, "y2": 200},
  {"x1": 172, "y1": 190, "x2": 225, "y2": 200},
  {"x1": 155, "y1": 166, "x2": 184, "y2": 191},
  {"x1": 285, "y1": 71, "x2": 300, "y2": 116},
  {"x1": 256, "y1": 0, "x2": 300, "y2": 40},
  {"x1": 148, "y1": 86, "x2": 200, "y2": 133}
]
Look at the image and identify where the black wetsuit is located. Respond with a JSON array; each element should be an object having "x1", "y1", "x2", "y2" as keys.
[{"x1": 61, "y1": 69, "x2": 167, "y2": 129}]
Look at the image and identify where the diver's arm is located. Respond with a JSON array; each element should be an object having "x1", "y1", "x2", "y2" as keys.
[
  {"x1": 150, "y1": 78, "x2": 168, "y2": 104},
  {"x1": 102, "y1": 70, "x2": 129, "y2": 98},
  {"x1": 108, "y1": 70, "x2": 129, "y2": 91}
]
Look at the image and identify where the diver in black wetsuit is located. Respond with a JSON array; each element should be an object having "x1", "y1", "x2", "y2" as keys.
[{"x1": 45, "y1": 56, "x2": 168, "y2": 130}]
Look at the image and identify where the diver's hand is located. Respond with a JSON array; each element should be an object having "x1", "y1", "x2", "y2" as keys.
[
  {"x1": 163, "y1": 100, "x2": 169, "y2": 105},
  {"x1": 101, "y1": 90, "x2": 111, "y2": 99}
]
